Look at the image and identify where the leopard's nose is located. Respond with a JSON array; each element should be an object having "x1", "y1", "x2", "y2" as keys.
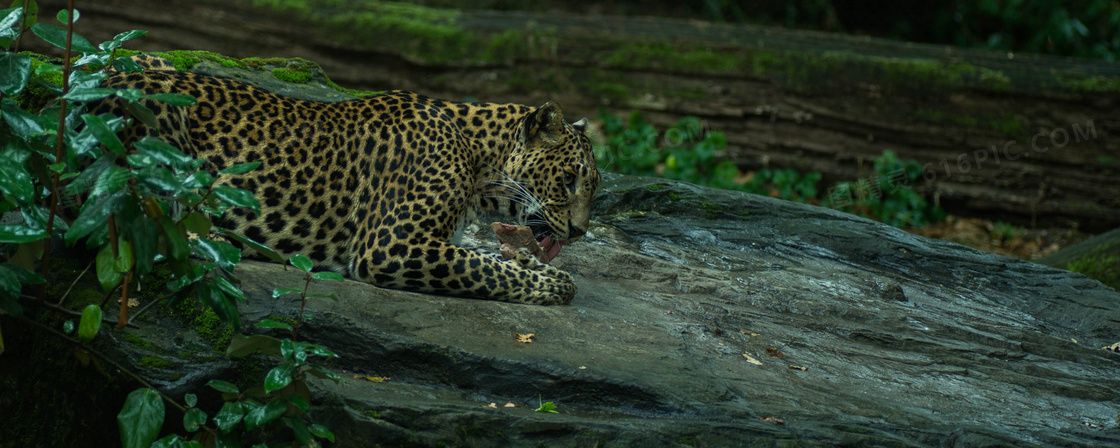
[{"x1": 567, "y1": 223, "x2": 586, "y2": 241}]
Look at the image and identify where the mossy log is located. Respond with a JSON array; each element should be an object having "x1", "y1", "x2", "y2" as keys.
[{"x1": 27, "y1": 0, "x2": 1120, "y2": 231}]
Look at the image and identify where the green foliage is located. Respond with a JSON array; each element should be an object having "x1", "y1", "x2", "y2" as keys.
[
  {"x1": 535, "y1": 395, "x2": 559, "y2": 414},
  {"x1": 1066, "y1": 253, "x2": 1120, "y2": 291},
  {"x1": 825, "y1": 150, "x2": 945, "y2": 228},
  {"x1": 2, "y1": 6, "x2": 337, "y2": 446},
  {"x1": 933, "y1": 0, "x2": 1120, "y2": 61},
  {"x1": 594, "y1": 110, "x2": 820, "y2": 203},
  {"x1": 155, "y1": 254, "x2": 345, "y2": 447},
  {"x1": 596, "y1": 112, "x2": 942, "y2": 227}
]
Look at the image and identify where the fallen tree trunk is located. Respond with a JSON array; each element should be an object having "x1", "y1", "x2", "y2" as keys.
[{"x1": 27, "y1": 0, "x2": 1120, "y2": 231}]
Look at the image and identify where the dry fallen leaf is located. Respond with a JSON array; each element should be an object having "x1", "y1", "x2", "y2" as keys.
[
  {"x1": 353, "y1": 375, "x2": 391, "y2": 382},
  {"x1": 739, "y1": 330, "x2": 759, "y2": 336},
  {"x1": 515, "y1": 332, "x2": 535, "y2": 343},
  {"x1": 117, "y1": 297, "x2": 140, "y2": 307},
  {"x1": 765, "y1": 347, "x2": 784, "y2": 359},
  {"x1": 578, "y1": 366, "x2": 587, "y2": 370},
  {"x1": 1102, "y1": 342, "x2": 1120, "y2": 352},
  {"x1": 504, "y1": 402, "x2": 520, "y2": 408},
  {"x1": 760, "y1": 417, "x2": 785, "y2": 424},
  {"x1": 485, "y1": 403, "x2": 498, "y2": 408},
  {"x1": 788, "y1": 365, "x2": 808, "y2": 371},
  {"x1": 742, "y1": 354, "x2": 763, "y2": 365}
]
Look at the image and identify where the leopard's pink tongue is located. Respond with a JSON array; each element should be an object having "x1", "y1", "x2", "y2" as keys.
[{"x1": 538, "y1": 237, "x2": 564, "y2": 263}]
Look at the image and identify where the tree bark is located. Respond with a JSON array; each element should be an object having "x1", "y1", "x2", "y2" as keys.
[{"x1": 27, "y1": 0, "x2": 1120, "y2": 232}]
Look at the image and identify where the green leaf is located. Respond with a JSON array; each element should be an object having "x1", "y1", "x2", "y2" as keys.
[
  {"x1": 0, "y1": 263, "x2": 21, "y2": 307},
  {"x1": 182, "y1": 408, "x2": 206, "y2": 433},
  {"x1": 65, "y1": 154, "x2": 111, "y2": 197},
  {"x1": 117, "y1": 388, "x2": 165, "y2": 448},
  {"x1": 305, "y1": 363, "x2": 341, "y2": 381},
  {"x1": 225, "y1": 333, "x2": 282, "y2": 358},
  {"x1": 134, "y1": 137, "x2": 192, "y2": 167},
  {"x1": 272, "y1": 287, "x2": 302, "y2": 299},
  {"x1": 126, "y1": 215, "x2": 159, "y2": 277},
  {"x1": 0, "y1": 223, "x2": 45, "y2": 244},
  {"x1": 113, "y1": 29, "x2": 147, "y2": 42},
  {"x1": 141, "y1": 92, "x2": 196, "y2": 106},
  {"x1": 212, "y1": 185, "x2": 260, "y2": 213},
  {"x1": 193, "y1": 238, "x2": 240, "y2": 271},
  {"x1": 254, "y1": 319, "x2": 293, "y2": 331},
  {"x1": 125, "y1": 101, "x2": 157, "y2": 129},
  {"x1": 64, "y1": 87, "x2": 116, "y2": 103},
  {"x1": 180, "y1": 212, "x2": 211, "y2": 236},
  {"x1": 55, "y1": 8, "x2": 77, "y2": 24},
  {"x1": 183, "y1": 393, "x2": 197, "y2": 408},
  {"x1": 81, "y1": 113, "x2": 127, "y2": 154},
  {"x1": 1, "y1": 262, "x2": 43, "y2": 285},
  {"x1": 77, "y1": 304, "x2": 101, "y2": 342},
  {"x1": 0, "y1": 52, "x2": 31, "y2": 96},
  {"x1": 211, "y1": 276, "x2": 245, "y2": 302},
  {"x1": 218, "y1": 162, "x2": 261, "y2": 175},
  {"x1": 243, "y1": 396, "x2": 286, "y2": 431},
  {"x1": 303, "y1": 344, "x2": 337, "y2": 359},
  {"x1": 95, "y1": 241, "x2": 132, "y2": 292},
  {"x1": 195, "y1": 281, "x2": 240, "y2": 330},
  {"x1": 289, "y1": 254, "x2": 313, "y2": 272},
  {"x1": 0, "y1": 293, "x2": 22, "y2": 317},
  {"x1": 0, "y1": 156, "x2": 33, "y2": 203},
  {"x1": 534, "y1": 396, "x2": 558, "y2": 413},
  {"x1": 286, "y1": 416, "x2": 314, "y2": 446},
  {"x1": 309, "y1": 423, "x2": 335, "y2": 442},
  {"x1": 1, "y1": 97, "x2": 44, "y2": 138},
  {"x1": 181, "y1": 171, "x2": 215, "y2": 190},
  {"x1": 211, "y1": 401, "x2": 245, "y2": 433},
  {"x1": 311, "y1": 271, "x2": 345, "y2": 281},
  {"x1": 90, "y1": 164, "x2": 131, "y2": 197},
  {"x1": 135, "y1": 167, "x2": 181, "y2": 193},
  {"x1": 65, "y1": 190, "x2": 123, "y2": 245},
  {"x1": 286, "y1": 394, "x2": 310, "y2": 414},
  {"x1": 263, "y1": 364, "x2": 293, "y2": 393},
  {"x1": 110, "y1": 56, "x2": 143, "y2": 73},
  {"x1": 219, "y1": 229, "x2": 283, "y2": 263},
  {"x1": 30, "y1": 22, "x2": 98, "y2": 53},
  {"x1": 0, "y1": 7, "x2": 23, "y2": 40},
  {"x1": 205, "y1": 379, "x2": 239, "y2": 394},
  {"x1": 158, "y1": 216, "x2": 188, "y2": 263}
]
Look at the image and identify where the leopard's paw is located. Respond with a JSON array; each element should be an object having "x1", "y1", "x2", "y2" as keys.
[{"x1": 510, "y1": 248, "x2": 575, "y2": 305}]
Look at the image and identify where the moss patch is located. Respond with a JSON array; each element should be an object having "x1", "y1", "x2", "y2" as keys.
[{"x1": 1066, "y1": 252, "x2": 1120, "y2": 291}]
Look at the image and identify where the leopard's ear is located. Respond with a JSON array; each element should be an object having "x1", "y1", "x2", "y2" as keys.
[
  {"x1": 526, "y1": 102, "x2": 566, "y2": 145},
  {"x1": 571, "y1": 117, "x2": 588, "y2": 133}
]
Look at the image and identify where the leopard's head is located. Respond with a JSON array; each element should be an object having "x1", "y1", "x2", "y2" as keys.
[{"x1": 499, "y1": 102, "x2": 600, "y2": 261}]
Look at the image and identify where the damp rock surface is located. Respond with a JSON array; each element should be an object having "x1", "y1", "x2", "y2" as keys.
[{"x1": 122, "y1": 173, "x2": 1120, "y2": 447}]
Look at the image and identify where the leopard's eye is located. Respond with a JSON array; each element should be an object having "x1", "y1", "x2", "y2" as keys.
[{"x1": 563, "y1": 171, "x2": 577, "y2": 191}]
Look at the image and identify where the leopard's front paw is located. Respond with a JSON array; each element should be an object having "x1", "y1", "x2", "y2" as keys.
[{"x1": 510, "y1": 247, "x2": 575, "y2": 305}]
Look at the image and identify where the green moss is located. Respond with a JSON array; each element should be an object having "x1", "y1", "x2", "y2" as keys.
[
  {"x1": 600, "y1": 43, "x2": 743, "y2": 73},
  {"x1": 14, "y1": 53, "x2": 64, "y2": 110},
  {"x1": 700, "y1": 202, "x2": 724, "y2": 218},
  {"x1": 668, "y1": 193, "x2": 682, "y2": 200},
  {"x1": 1066, "y1": 252, "x2": 1120, "y2": 291},
  {"x1": 1099, "y1": 156, "x2": 1118, "y2": 168},
  {"x1": 1060, "y1": 75, "x2": 1120, "y2": 93},
  {"x1": 121, "y1": 333, "x2": 158, "y2": 351},
  {"x1": 137, "y1": 356, "x2": 174, "y2": 369},
  {"x1": 986, "y1": 113, "x2": 1026, "y2": 136},
  {"x1": 271, "y1": 67, "x2": 312, "y2": 84},
  {"x1": 351, "y1": 404, "x2": 382, "y2": 419},
  {"x1": 646, "y1": 184, "x2": 667, "y2": 191},
  {"x1": 171, "y1": 296, "x2": 235, "y2": 351}
]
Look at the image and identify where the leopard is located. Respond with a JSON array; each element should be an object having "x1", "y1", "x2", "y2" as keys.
[{"x1": 97, "y1": 56, "x2": 600, "y2": 305}]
